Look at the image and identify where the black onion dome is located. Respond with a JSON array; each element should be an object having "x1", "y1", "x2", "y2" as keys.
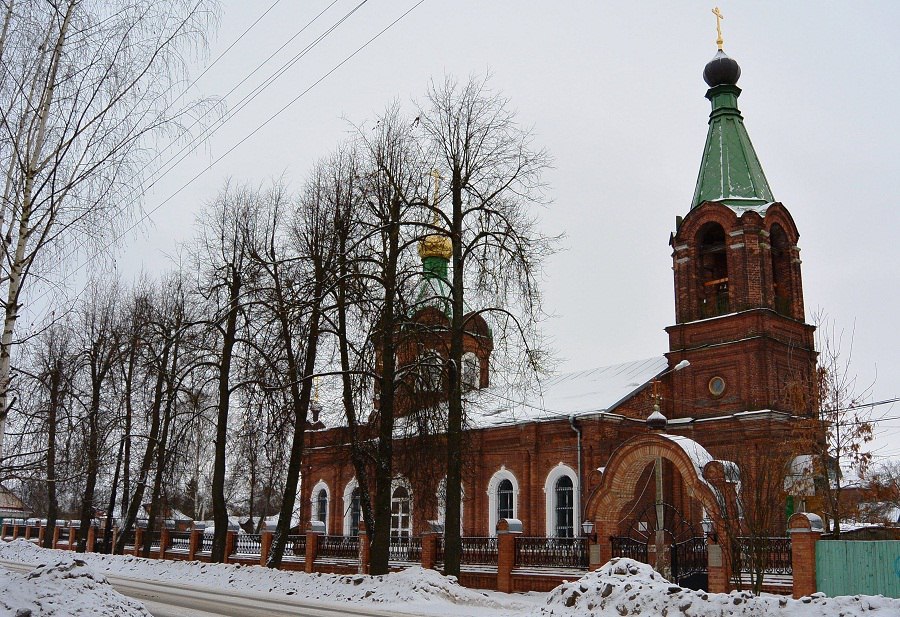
[{"x1": 703, "y1": 50, "x2": 741, "y2": 87}]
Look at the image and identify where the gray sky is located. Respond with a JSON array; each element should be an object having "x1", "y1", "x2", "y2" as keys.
[{"x1": 113, "y1": 1, "x2": 900, "y2": 459}]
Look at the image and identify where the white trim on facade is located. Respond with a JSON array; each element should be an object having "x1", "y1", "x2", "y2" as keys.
[
  {"x1": 342, "y1": 477, "x2": 359, "y2": 536},
  {"x1": 310, "y1": 479, "x2": 330, "y2": 535},
  {"x1": 487, "y1": 466, "x2": 519, "y2": 537},
  {"x1": 543, "y1": 463, "x2": 580, "y2": 537}
]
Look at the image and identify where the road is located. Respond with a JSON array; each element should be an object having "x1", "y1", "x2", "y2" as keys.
[{"x1": 0, "y1": 559, "x2": 408, "y2": 617}]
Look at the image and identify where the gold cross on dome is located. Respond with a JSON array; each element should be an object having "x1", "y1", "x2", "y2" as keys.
[
  {"x1": 430, "y1": 169, "x2": 442, "y2": 206},
  {"x1": 712, "y1": 7, "x2": 725, "y2": 51}
]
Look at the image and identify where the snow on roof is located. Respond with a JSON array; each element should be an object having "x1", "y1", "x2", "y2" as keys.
[
  {"x1": 662, "y1": 435, "x2": 714, "y2": 476},
  {"x1": 466, "y1": 357, "x2": 667, "y2": 428}
]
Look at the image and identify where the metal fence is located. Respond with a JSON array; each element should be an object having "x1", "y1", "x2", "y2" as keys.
[
  {"x1": 732, "y1": 536, "x2": 792, "y2": 575},
  {"x1": 148, "y1": 530, "x2": 161, "y2": 550},
  {"x1": 198, "y1": 534, "x2": 213, "y2": 553},
  {"x1": 389, "y1": 536, "x2": 422, "y2": 563},
  {"x1": 168, "y1": 531, "x2": 191, "y2": 551},
  {"x1": 286, "y1": 534, "x2": 306, "y2": 558},
  {"x1": 234, "y1": 533, "x2": 262, "y2": 555},
  {"x1": 460, "y1": 537, "x2": 498, "y2": 566},
  {"x1": 317, "y1": 535, "x2": 359, "y2": 560},
  {"x1": 610, "y1": 536, "x2": 648, "y2": 562},
  {"x1": 514, "y1": 537, "x2": 589, "y2": 569},
  {"x1": 671, "y1": 536, "x2": 708, "y2": 578}
]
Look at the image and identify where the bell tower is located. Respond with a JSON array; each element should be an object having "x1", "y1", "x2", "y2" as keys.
[{"x1": 664, "y1": 43, "x2": 817, "y2": 420}]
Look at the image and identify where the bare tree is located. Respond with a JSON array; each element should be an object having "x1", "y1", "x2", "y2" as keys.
[
  {"x1": 795, "y1": 314, "x2": 875, "y2": 536},
  {"x1": 0, "y1": 0, "x2": 218, "y2": 463},
  {"x1": 193, "y1": 185, "x2": 258, "y2": 562},
  {"x1": 73, "y1": 279, "x2": 122, "y2": 552},
  {"x1": 356, "y1": 107, "x2": 428, "y2": 574},
  {"x1": 418, "y1": 75, "x2": 553, "y2": 576}
]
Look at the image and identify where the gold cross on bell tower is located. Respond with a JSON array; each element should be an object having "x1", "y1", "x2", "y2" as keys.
[{"x1": 712, "y1": 6, "x2": 725, "y2": 51}]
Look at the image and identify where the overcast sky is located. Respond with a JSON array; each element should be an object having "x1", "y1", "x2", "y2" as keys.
[{"x1": 103, "y1": 1, "x2": 900, "y2": 459}]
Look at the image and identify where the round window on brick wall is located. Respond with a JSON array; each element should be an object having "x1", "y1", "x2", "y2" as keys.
[{"x1": 708, "y1": 376, "x2": 726, "y2": 397}]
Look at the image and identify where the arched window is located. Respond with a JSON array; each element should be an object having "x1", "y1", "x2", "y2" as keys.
[
  {"x1": 498, "y1": 480, "x2": 514, "y2": 520},
  {"x1": 418, "y1": 351, "x2": 444, "y2": 392},
  {"x1": 349, "y1": 488, "x2": 361, "y2": 536},
  {"x1": 310, "y1": 480, "x2": 330, "y2": 534},
  {"x1": 697, "y1": 223, "x2": 729, "y2": 318},
  {"x1": 316, "y1": 489, "x2": 328, "y2": 524},
  {"x1": 487, "y1": 468, "x2": 519, "y2": 536},
  {"x1": 543, "y1": 464, "x2": 579, "y2": 537},
  {"x1": 390, "y1": 486, "x2": 411, "y2": 537},
  {"x1": 462, "y1": 352, "x2": 480, "y2": 391},
  {"x1": 770, "y1": 224, "x2": 793, "y2": 317},
  {"x1": 554, "y1": 476, "x2": 575, "y2": 538},
  {"x1": 342, "y1": 478, "x2": 361, "y2": 536},
  {"x1": 436, "y1": 477, "x2": 464, "y2": 533}
]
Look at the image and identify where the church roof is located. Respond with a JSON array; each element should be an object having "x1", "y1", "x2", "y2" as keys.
[
  {"x1": 691, "y1": 50, "x2": 774, "y2": 210},
  {"x1": 466, "y1": 356, "x2": 667, "y2": 428}
]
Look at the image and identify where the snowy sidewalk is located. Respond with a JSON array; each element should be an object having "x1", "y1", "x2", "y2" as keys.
[{"x1": 3, "y1": 540, "x2": 900, "y2": 617}]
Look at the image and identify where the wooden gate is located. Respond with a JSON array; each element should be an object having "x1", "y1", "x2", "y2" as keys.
[{"x1": 816, "y1": 540, "x2": 900, "y2": 598}]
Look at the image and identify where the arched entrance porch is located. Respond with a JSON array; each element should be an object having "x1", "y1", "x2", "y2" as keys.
[{"x1": 584, "y1": 433, "x2": 739, "y2": 591}]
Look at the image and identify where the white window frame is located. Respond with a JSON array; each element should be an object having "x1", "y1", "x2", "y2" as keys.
[
  {"x1": 342, "y1": 477, "x2": 360, "y2": 536},
  {"x1": 543, "y1": 463, "x2": 580, "y2": 537},
  {"x1": 310, "y1": 479, "x2": 330, "y2": 534},
  {"x1": 487, "y1": 467, "x2": 519, "y2": 537},
  {"x1": 390, "y1": 476, "x2": 413, "y2": 538},
  {"x1": 436, "y1": 477, "x2": 465, "y2": 533}
]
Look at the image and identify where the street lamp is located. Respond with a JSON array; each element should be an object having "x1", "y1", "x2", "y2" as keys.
[
  {"x1": 581, "y1": 519, "x2": 596, "y2": 542},
  {"x1": 701, "y1": 516, "x2": 717, "y2": 543}
]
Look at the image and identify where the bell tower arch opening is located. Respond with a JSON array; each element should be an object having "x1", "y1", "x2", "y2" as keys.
[
  {"x1": 696, "y1": 222, "x2": 729, "y2": 318},
  {"x1": 769, "y1": 223, "x2": 794, "y2": 318}
]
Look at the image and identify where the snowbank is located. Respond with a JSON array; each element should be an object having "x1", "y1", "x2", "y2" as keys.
[
  {"x1": 540, "y1": 557, "x2": 900, "y2": 617},
  {"x1": 0, "y1": 540, "x2": 537, "y2": 617},
  {"x1": 5, "y1": 541, "x2": 900, "y2": 617},
  {"x1": 0, "y1": 556, "x2": 150, "y2": 616}
]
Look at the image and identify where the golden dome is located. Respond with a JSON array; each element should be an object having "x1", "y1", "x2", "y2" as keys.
[
  {"x1": 418, "y1": 233, "x2": 452, "y2": 260},
  {"x1": 419, "y1": 168, "x2": 452, "y2": 260}
]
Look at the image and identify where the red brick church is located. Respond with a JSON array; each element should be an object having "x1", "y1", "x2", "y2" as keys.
[{"x1": 302, "y1": 44, "x2": 817, "y2": 571}]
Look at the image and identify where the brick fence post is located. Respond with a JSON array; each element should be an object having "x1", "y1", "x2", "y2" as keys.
[
  {"x1": 68, "y1": 525, "x2": 76, "y2": 550},
  {"x1": 496, "y1": 518, "x2": 522, "y2": 593},
  {"x1": 188, "y1": 528, "x2": 201, "y2": 560},
  {"x1": 594, "y1": 519, "x2": 611, "y2": 569},
  {"x1": 134, "y1": 528, "x2": 143, "y2": 556},
  {"x1": 52, "y1": 524, "x2": 61, "y2": 549},
  {"x1": 23, "y1": 523, "x2": 31, "y2": 541},
  {"x1": 706, "y1": 522, "x2": 731, "y2": 594},
  {"x1": 421, "y1": 533, "x2": 438, "y2": 570},
  {"x1": 224, "y1": 530, "x2": 236, "y2": 564},
  {"x1": 160, "y1": 527, "x2": 170, "y2": 560},
  {"x1": 38, "y1": 524, "x2": 45, "y2": 546},
  {"x1": 260, "y1": 530, "x2": 273, "y2": 566},
  {"x1": 305, "y1": 522, "x2": 322, "y2": 574},
  {"x1": 12, "y1": 522, "x2": 19, "y2": 539},
  {"x1": 357, "y1": 520, "x2": 370, "y2": 574},
  {"x1": 0, "y1": 523, "x2": 6, "y2": 539},
  {"x1": 87, "y1": 526, "x2": 96, "y2": 552},
  {"x1": 789, "y1": 512, "x2": 823, "y2": 599}
]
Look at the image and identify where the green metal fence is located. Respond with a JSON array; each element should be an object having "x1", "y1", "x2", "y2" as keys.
[{"x1": 816, "y1": 540, "x2": 900, "y2": 598}]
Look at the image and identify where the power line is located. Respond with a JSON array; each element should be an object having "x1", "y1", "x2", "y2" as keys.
[
  {"x1": 32, "y1": 0, "x2": 425, "y2": 307},
  {"x1": 142, "y1": 0, "x2": 349, "y2": 192}
]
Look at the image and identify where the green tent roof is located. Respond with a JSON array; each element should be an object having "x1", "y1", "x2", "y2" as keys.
[{"x1": 691, "y1": 82, "x2": 774, "y2": 210}]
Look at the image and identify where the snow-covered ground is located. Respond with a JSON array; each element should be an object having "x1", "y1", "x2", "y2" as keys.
[
  {"x1": 0, "y1": 555, "x2": 150, "y2": 616},
  {"x1": 539, "y1": 559, "x2": 900, "y2": 617},
  {"x1": 2, "y1": 539, "x2": 900, "y2": 616}
]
